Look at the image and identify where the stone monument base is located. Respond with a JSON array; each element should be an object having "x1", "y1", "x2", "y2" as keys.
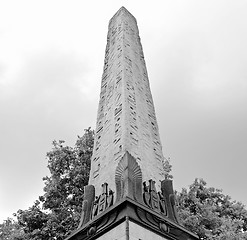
[
  {"x1": 65, "y1": 197, "x2": 198, "y2": 240},
  {"x1": 82, "y1": 220, "x2": 170, "y2": 240}
]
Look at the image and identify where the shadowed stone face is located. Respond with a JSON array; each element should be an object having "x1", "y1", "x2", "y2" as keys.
[{"x1": 89, "y1": 7, "x2": 166, "y2": 196}]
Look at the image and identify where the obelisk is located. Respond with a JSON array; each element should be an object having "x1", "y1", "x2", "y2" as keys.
[
  {"x1": 65, "y1": 7, "x2": 199, "y2": 240},
  {"x1": 89, "y1": 6, "x2": 166, "y2": 196}
]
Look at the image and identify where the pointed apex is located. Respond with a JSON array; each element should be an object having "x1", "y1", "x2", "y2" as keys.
[
  {"x1": 109, "y1": 6, "x2": 136, "y2": 26},
  {"x1": 117, "y1": 6, "x2": 134, "y2": 17},
  {"x1": 119, "y1": 6, "x2": 128, "y2": 12}
]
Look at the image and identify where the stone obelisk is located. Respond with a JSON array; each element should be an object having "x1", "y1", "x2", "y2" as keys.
[
  {"x1": 89, "y1": 6, "x2": 166, "y2": 196},
  {"x1": 65, "y1": 7, "x2": 199, "y2": 240}
]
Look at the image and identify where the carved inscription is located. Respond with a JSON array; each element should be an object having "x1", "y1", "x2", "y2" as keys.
[
  {"x1": 143, "y1": 179, "x2": 166, "y2": 215},
  {"x1": 92, "y1": 183, "x2": 114, "y2": 219}
]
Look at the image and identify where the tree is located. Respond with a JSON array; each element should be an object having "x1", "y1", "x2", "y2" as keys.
[
  {"x1": 15, "y1": 200, "x2": 50, "y2": 240},
  {"x1": 13, "y1": 128, "x2": 94, "y2": 240},
  {"x1": 0, "y1": 218, "x2": 24, "y2": 240},
  {"x1": 163, "y1": 157, "x2": 173, "y2": 180},
  {"x1": 176, "y1": 178, "x2": 247, "y2": 239}
]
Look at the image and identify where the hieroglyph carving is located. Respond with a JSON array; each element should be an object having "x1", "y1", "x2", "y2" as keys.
[
  {"x1": 142, "y1": 179, "x2": 180, "y2": 224},
  {"x1": 143, "y1": 179, "x2": 166, "y2": 215},
  {"x1": 92, "y1": 183, "x2": 114, "y2": 219},
  {"x1": 78, "y1": 183, "x2": 114, "y2": 229}
]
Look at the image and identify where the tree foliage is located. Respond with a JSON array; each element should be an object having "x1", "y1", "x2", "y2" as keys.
[
  {"x1": 0, "y1": 218, "x2": 24, "y2": 240},
  {"x1": 1, "y1": 128, "x2": 94, "y2": 240},
  {"x1": 176, "y1": 178, "x2": 247, "y2": 239}
]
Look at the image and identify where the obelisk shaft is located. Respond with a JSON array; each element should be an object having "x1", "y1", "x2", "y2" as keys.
[{"x1": 89, "y1": 7, "x2": 166, "y2": 196}]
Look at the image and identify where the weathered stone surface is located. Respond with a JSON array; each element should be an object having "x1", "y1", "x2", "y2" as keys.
[
  {"x1": 92, "y1": 221, "x2": 126, "y2": 240},
  {"x1": 89, "y1": 6, "x2": 166, "y2": 197},
  {"x1": 129, "y1": 221, "x2": 169, "y2": 240}
]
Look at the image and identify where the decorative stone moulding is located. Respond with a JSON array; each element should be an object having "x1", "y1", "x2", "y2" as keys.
[
  {"x1": 78, "y1": 185, "x2": 95, "y2": 228},
  {"x1": 115, "y1": 151, "x2": 143, "y2": 203},
  {"x1": 78, "y1": 183, "x2": 114, "y2": 229},
  {"x1": 70, "y1": 152, "x2": 198, "y2": 240},
  {"x1": 78, "y1": 151, "x2": 179, "y2": 228},
  {"x1": 67, "y1": 193, "x2": 198, "y2": 240}
]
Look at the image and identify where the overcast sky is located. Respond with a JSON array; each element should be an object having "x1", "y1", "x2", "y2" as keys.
[{"x1": 1, "y1": 0, "x2": 247, "y2": 222}]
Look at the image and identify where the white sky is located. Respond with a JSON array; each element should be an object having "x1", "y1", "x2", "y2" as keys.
[{"x1": 1, "y1": 0, "x2": 247, "y2": 222}]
